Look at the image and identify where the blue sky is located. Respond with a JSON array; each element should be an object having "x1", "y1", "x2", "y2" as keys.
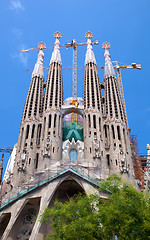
[{"x1": 0, "y1": 0, "x2": 150, "y2": 173}]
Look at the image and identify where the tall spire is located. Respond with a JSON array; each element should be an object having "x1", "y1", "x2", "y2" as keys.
[
  {"x1": 32, "y1": 42, "x2": 45, "y2": 79},
  {"x1": 85, "y1": 31, "x2": 96, "y2": 65},
  {"x1": 50, "y1": 32, "x2": 62, "y2": 65},
  {"x1": 102, "y1": 42, "x2": 115, "y2": 78}
]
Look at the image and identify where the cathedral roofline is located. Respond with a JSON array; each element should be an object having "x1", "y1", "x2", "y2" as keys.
[{"x1": 0, "y1": 168, "x2": 101, "y2": 212}]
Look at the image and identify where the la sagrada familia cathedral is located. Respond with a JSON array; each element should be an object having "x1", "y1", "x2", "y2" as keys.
[{"x1": 0, "y1": 32, "x2": 136, "y2": 239}]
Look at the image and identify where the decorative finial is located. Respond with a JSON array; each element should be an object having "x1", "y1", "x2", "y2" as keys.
[
  {"x1": 85, "y1": 31, "x2": 93, "y2": 39},
  {"x1": 54, "y1": 32, "x2": 62, "y2": 39},
  {"x1": 32, "y1": 42, "x2": 45, "y2": 79},
  {"x1": 102, "y1": 41, "x2": 115, "y2": 78},
  {"x1": 50, "y1": 32, "x2": 62, "y2": 65},
  {"x1": 102, "y1": 42, "x2": 110, "y2": 50},
  {"x1": 38, "y1": 42, "x2": 46, "y2": 50},
  {"x1": 146, "y1": 144, "x2": 150, "y2": 150},
  {"x1": 85, "y1": 31, "x2": 96, "y2": 65}
]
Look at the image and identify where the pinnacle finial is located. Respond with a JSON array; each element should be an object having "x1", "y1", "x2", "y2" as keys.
[
  {"x1": 38, "y1": 42, "x2": 46, "y2": 50},
  {"x1": 85, "y1": 32, "x2": 96, "y2": 65},
  {"x1": 54, "y1": 31, "x2": 62, "y2": 39},
  {"x1": 85, "y1": 31, "x2": 93, "y2": 39},
  {"x1": 102, "y1": 41, "x2": 115, "y2": 78},
  {"x1": 32, "y1": 42, "x2": 45, "y2": 79},
  {"x1": 102, "y1": 42, "x2": 110, "y2": 50},
  {"x1": 50, "y1": 32, "x2": 62, "y2": 65}
]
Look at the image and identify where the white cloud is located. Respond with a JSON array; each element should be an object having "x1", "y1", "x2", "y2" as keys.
[
  {"x1": 11, "y1": 45, "x2": 28, "y2": 66},
  {"x1": 12, "y1": 28, "x2": 22, "y2": 38},
  {"x1": 9, "y1": 0, "x2": 24, "y2": 11}
]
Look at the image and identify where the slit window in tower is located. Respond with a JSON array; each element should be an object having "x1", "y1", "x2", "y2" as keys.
[
  {"x1": 36, "y1": 124, "x2": 42, "y2": 145},
  {"x1": 106, "y1": 154, "x2": 110, "y2": 166},
  {"x1": 93, "y1": 115, "x2": 96, "y2": 129},
  {"x1": 104, "y1": 125, "x2": 107, "y2": 138},
  {"x1": 88, "y1": 114, "x2": 91, "y2": 128},
  {"x1": 55, "y1": 68, "x2": 58, "y2": 107},
  {"x1": 25, "y1": 125, "x2": 30, "y2": 140},
  {"x1": 123, "y1": 128, "x2": 127, "y2": 151},
  {"x1": 50, "y1": 68, "x2": 55, "y2": 107},
  {"x1": 31, "y1": 124, "x2": 35, "y2": 139},
  {"x1": 35, "y1": 153, "x2": 39, "y2": 169},
  {"x1": 99, "y1": 118, "x2": 101, "y2": 132},
  {"x1": 54, "y1": 114, "x2": 57, "y2": 128},
  {"x1": 49, "y1": 115, "x2": 51, "y2": 128},
  {"x1": 117, "y1": 126, "x2": 121, "y2": 140},
  {"x1": 43, "y1": 117, "x2": 46, "y2": 139},
  {"x1": 112, "y1": 125, "x2": 115, "y2": 139},
  {"x1": 87, "y1": 68, "x2": 90, "y2": 108},
  {"x1": 19, "y1": 127, "x2": 24, "y2": 151}
]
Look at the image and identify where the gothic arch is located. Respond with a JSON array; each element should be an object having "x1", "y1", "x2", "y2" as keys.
[
  {"x1": 7, "y1": 197, "x2": 41, "y2": 240},
  {"x1": 38, "y1": 177, "x2": 85, "y2": 239},
  {"x1": 0, "y1": 212, "x2": 11, "y2": 239}
]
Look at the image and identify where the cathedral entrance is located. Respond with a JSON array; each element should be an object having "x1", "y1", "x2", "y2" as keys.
[{"x1": 38, "y1": 178, "x2": 85, "y2": 240}]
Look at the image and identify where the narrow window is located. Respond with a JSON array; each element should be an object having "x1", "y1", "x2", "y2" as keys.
[
  {"x1": 49, "y1": 114, "x2": 51, "y2": 128},
  {"x1": 99, "y1": 117, "x2": 101, "y2": 132},
  {"x1": 31, "y1": 124, "x2": 35, "y2": 138},
  {"x1": 43, "y1": 117, "x2": 46, "y2": 139},
  {"x1": 25, "y1": 125, "x2": 30, "y2": 140},
  {"x1": 104, "y1": 125, "x2": 107, "y2": 138},
  {"x1": 117, "y1": 126, "x2": 121, "y2": 140},
  {"x1": 93, "y1": 115, "x2": 96, "y2": 129},
  {"x1": 112, "y1": 125, "x2": 115, "y2": 139},
  {"x1": 35, "y1": 153, "x2": 39, "y2": 169},
  {"x1": 123, "y1": 128, "x2": 127, "y2": 150},
  {"x1": 107, "y1": 154, "x2": 110, "y2": 166},
  {"x1": 54, "y1": 114, "x2": 57, "y2": 128},
  {"x1": 88, "y1": 114, "x2": 91, "y2": 128},
  {"x1": 115, "y1": 159, "x2": 118, "y2": 165},
  {"x1": 36, "y1": 124, "x2": 42, "y2": 145},
  {"x1": 19, "y1": 127, "x2": 24, "y2": 151}
]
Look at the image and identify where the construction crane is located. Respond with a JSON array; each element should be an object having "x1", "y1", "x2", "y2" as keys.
[
  {"x1": 22, "y1": 31, "x2": 99, "y2": 122},
  {"x1": 65, "y1": 32, "x2": 98, "y2": 121},
  {"x1": 114, "y1": 61, "x2": 141, "y2": 128},
  {"x1": 102, "y1": 41, "x2": 141, "y2": 129},
  {"x1": 0, "y1": 148, "x2": 13, "y2": 154}
]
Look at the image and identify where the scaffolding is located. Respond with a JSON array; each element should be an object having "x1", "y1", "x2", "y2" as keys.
[{"x1": 131, "y1": 135, "x2": 144, "y2": 189}]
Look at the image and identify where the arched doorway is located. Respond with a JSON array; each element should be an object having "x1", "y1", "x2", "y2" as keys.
[{"x1": 38, "y1": 177, "x2": 85, "y2": 240}]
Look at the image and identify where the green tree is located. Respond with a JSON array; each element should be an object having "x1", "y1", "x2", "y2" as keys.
[{"x1": 41, "y1": 175, "x2": 150, "y2": 240}]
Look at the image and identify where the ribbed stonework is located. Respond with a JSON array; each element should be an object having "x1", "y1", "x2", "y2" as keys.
[
  {"x1": 102, "y1": 43, "x2": 135, "y2": 181},
  {"x1": 42, "y1": 33, "x2": 63, "y2": 162},
  {"x1": 13, "y1": 47, "x2": 45, "y2": 186},
  {"x1": 83, "y1": 33, "x2": 104, "y2": 174}
]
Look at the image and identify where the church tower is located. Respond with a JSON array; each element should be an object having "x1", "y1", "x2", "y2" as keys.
[
  {"x1": 83, "y1": 32, "x2": 104, "y2": 179},
  {"x1": 102, "y1": 42, "x2": 135, "y2": 180},
  {"x1": 13, "y1": 42, "x2": 45, "y2": 186},
  {"x1": 42, "y1": 32, "x2": 63, "y2": 162}
]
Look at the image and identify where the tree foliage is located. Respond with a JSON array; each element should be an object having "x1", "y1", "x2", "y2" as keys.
[{"x1": 41, "y1": 175, "x2": 150, "y2": 240}]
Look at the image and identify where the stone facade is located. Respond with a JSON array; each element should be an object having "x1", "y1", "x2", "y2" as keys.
[{"x1": 0, "y1": 32, "x2": 136, "y2": 239}]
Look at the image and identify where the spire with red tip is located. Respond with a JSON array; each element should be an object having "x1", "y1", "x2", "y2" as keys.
[
  {"x1": 102, "y1": 42, "x2": 115, "y2": 78},
  {"x1": 50, "y1": 31, "x2": 62, "y2": 65},
  {"x1": 85, "y1": 31, "x2": 96, "y2": 65},
  {"x1": 32, "y1": 42, "x2": 45, "y2": 79}
]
